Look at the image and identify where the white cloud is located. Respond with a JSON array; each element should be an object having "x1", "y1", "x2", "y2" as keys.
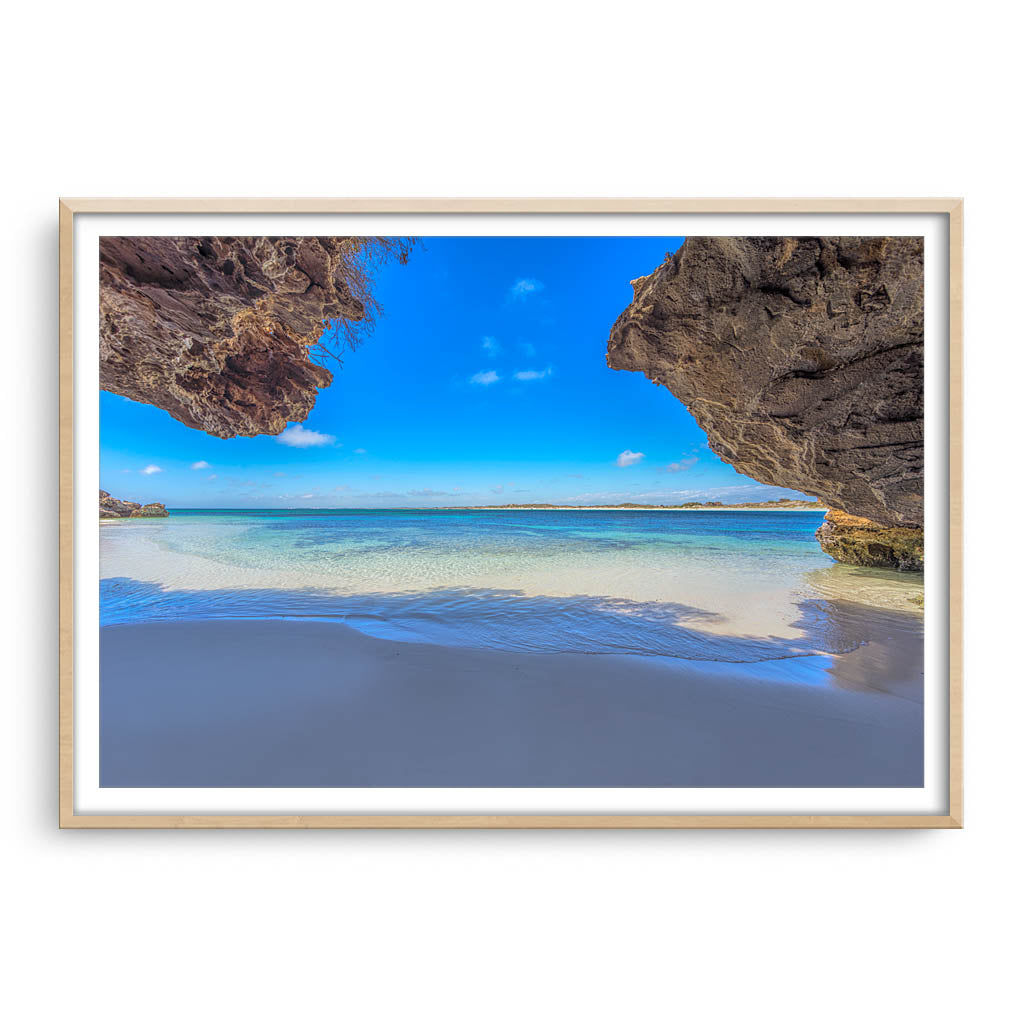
[
  {"x1": 491, "y1": 485, "x2": 504, "y2": 495},
  {"x1": 470, "y1": 370, "x2": 501, "y2": 386},
  {"x1": 190, "y1": 460, "x2": 210, "y2": 470},
  {"x1": 206, "y1": 474, "x2": 218, "y2": 480},
  {"x1": 140, "y1": 464, "x2": 162, "y2": 475},
  {"x1": 509, "y1": 278, "x2": 544, "y2": 299},
  {"x1": 481, "y1": 336, "x2": 501, "y2": 355},
  {"x1": 276, "y1": 424, "x2": 336, "y2": 448},
  {"x1": 616, "y1": 450, "x2": 645, "y2": 467},
  {"x1": 666, "y1": 456, "x2": 698, "y2": 473},
  {"x1": 513, "y1": 366, "x2": 552, "y2": 381},
  {"x1": 353, "y1": 448, "x2": 367, "y2": 454}
]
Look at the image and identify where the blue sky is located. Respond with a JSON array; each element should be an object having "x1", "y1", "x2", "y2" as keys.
[{"x1": 100, "y1": 236, "x2": 812, "y2": 508}]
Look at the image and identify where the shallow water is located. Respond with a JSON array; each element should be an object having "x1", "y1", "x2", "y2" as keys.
[{"x1": 100, "y1": 509, "x2": 924, "y2": 668}]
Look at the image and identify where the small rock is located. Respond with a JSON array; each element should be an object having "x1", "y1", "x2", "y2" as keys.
[{"x1": 815, "y1": 509, "x2": 923, "y2": 571}]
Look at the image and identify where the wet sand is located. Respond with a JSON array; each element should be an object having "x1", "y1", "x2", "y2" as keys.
[{"x1": 100, "y1": 619, "x2": 923, "y2": 789}]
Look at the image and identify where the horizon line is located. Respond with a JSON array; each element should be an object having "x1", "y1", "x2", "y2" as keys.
[{"x1": 144, "y1": 499, "x2": 827, "y2": 512}]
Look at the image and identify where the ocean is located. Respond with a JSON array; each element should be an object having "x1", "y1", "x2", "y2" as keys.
[{"x1": 100, "y1": 509, "x2": 923, "y2": 671}]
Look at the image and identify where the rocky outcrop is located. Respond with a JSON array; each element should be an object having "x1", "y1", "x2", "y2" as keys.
[
  {"x1": 607, "y1": 237, "x2": 924, "y2": 531},
  {"x1": 100, "y1": 236, "x2": 411, "y2": 438},
  {"x1": 100, "y1": 490, "x2": 168, "y2": 519},
  {"x1": 815, "y1": 509, "x2": 923, "y2": 571}
]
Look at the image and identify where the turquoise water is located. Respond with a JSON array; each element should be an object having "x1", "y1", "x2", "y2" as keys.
[{"x1": 100, "y1": 509, "x2": 924, "y2": 665}]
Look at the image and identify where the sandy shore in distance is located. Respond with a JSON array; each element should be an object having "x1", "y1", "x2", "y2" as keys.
[
  {"x1": 103, "y1": 507, "x2": 826, "y2": 517},
  {"x1": 443, "y1": 506, "x2": 826, "y2": 512},
  {"x1": 101, "y1": 620, "x2": 922, "y2": 788}
]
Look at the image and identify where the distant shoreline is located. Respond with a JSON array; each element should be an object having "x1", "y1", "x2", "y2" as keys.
[
  {"x1": 438, "y1": 502, "x2": 827, "y2": 512},
  {"x1": 104, "y1": 502, "x2": 828, "y2": 515}
]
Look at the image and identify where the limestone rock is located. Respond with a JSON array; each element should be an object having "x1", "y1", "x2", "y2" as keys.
[
  {"x1": 100, "y1": 490, "x2": 168, "y2": 519},
  {"x1": 607, "y1": 237, "x2": 924, "y2": 529},
  {"x1": 99, "y1": 236, "x2": 410, "y2": 438},
  {"x1": 815, "y1": 509, "x2": 923, "y2": 571},
  {"x1": 99, "y1": 490, "x2": 139, "y2": 518},
  {"x1": 132, "y1": 502, "x2": 169, "y2": 518}
]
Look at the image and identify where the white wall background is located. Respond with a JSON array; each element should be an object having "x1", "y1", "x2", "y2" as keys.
[{"x1": 2, "y1": 2, "x2": 1018, "y2": 1021}]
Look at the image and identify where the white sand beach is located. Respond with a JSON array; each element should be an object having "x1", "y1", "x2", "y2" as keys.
[{"x1": 100, "y1": 619, "x2": 923, "y2": 789}]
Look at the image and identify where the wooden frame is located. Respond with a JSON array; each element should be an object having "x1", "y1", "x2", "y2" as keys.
[{"x1": 60, "y1": 198, "x2": 963, "y2": 829}]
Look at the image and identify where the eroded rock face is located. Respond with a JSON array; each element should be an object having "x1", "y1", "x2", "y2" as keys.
[
  {"x1": 607, "y1": 237, "x2": 924, "y2": 529},
  {"x1": 100, "y1": 237, "x2": 404, "y2": 438},
  {"x1": 100, "y1": 490, "x2": 168, "y2": 519},
  {"x1": 815, "y1": 509, "x2": 923, "y2": 571}
]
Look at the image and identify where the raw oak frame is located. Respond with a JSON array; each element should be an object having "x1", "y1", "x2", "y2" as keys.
[{"x1": 59, "y1": 197, "x2": 964, "y2": 829}]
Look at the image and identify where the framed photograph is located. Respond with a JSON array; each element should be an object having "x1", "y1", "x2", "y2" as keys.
[{"x1": 59, "y1": 198, "x2": 962, "y2": 829}]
